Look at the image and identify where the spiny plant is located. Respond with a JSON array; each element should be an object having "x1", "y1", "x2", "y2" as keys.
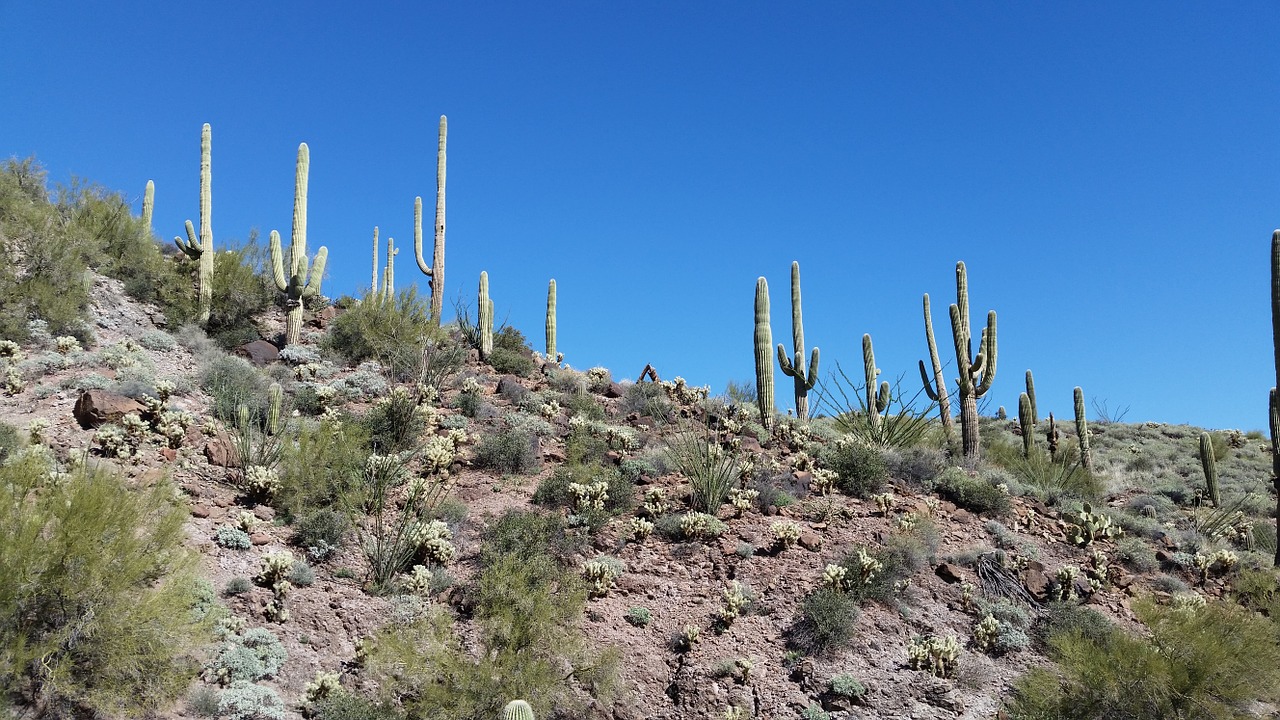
[
  {"x1": 862, "y1": 333, "x2": 890, "y2": 433},
  {"x1": 503, "y1": 700, "x2": 535, "y2": 720},
  {"x1": 173, "y1": 122, "x2": 215, "y2": 326},
  {"x1": 478, "y1": 271, "x2": 494, "y2": 360},
  {"x1": 546, "y1": 278, "x2": 559, "y2": 362},
  {"x1": 1269, "y1": 229, "x2": 1280, "y2": 566},
  {"x1": 1018, "y1": 392, "x2": 1035, "y2": 458},
  {"x1": 1024, "y1": 369, "x2": 1038, "y2": 424},
  {"x1": 268, "y1": 143, "x2": 328, "y2": 346},
  {"x1": 948, "y1": 261, "x2": 997, "y2": 459},
  {"x1": 918, "y1": 292, "x2": 955, "y2": 440},
  {"x1": 776, "y1": 261, "x2": 819, "y2": 420},
  {"x1": 1074, "y1": 386, "x2": 1092, "y2": 471},
  {"x1": 141, "y1": 179, "x2": 154, "y2": 235},
  {"x1": 1199, "y1": 431, "x2": 1220, "y2": 507},
  {"x1": 754, "y1": 276, "x2": 774, "y2": 429},
  {"x1": 414, "y1": 115, "x2": 447, "y2": 323}
]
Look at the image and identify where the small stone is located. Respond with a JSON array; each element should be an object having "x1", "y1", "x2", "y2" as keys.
[
  {"x1": 252, "y1": 505, "x2": 276, "y2": 521},
  {"x1": 250, "y1": 532, "x2": 271, "y2": 546},
  {"x1": 191, "y1": 505, "x2": 212, "y2": 519},
  {"x1": 934, "y1": 562, "x2": 965, "y2": 584},
  {"x1": 798, "y1": 532, "x2": 822, "y2": 551}
]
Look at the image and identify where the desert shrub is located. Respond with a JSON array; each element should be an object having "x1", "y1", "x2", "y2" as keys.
[
  {"x1": 215, "y1": 525, "x2": 253, "y2": 550},
  {"x1": 481, "y1": 510, "x2": 587, "y2": 567},
  {"x1": 207, "y1": 627, "x2": 288, "y2": 683},
  {"x1": 1008, "y1": 449, "x2": 1102, "y2": 504},
  {"x1": 935, "y1": 467, "x2": 1011, "y2": 516},
  {"x1": 224, "y1": 577, "x2": 253, "y2": 596},
  {"x1": 820, "y1": 439, "x2": 888, "y2": 498},
  {"x1": 0, "y1": 420, "x2": 20, "y2": 462},
  {"x1": 217, "y1": 681, "x2": 285, "y2": 720},
  {"x1": 487, "y1": 328, "x2": 535, "y2": 377},
  {"x1": 1232, "y1": 568, "x2": 1280, "y2": 627},
  {"x1": 201, "y1": 353, "x2": 271, "y2": 423},
  {"x1": 815, "y1": 365, "x2": 935, "y2": 449},
  {"x1": 533, "y1": 463, "x2": 634, "y2": 516},
  {"x1": 293, "y1": 508, "x2": 351, "y2": 560},
  {"x1": 1008, "y1": 598, "x2": 1280, "y2": 719},
  {"x1": 666, "y1": 428, "x2": 740, "y2": 513},
  {"x1": 276, "y1": 418, "x2": 369, "y2": 520},
  {"x1": 790, "y1": 587, "x2": 860, "y2": 656},
  {"x1": 311, "y1": 693, "x2": 404, "y2": 720},
  {"x1": 828, "y1": 674, "x2": 867, "y2": 700},
  {"x1": 884, "y1": 445, "x2": 948, "y2": 490},
  {"x1": 1115, "y1": 537, "x2": 1159, "y2": 573},
  {"x1": 324, "y1": 290, "x2": 437, "y2": 380},
  {"x1": 201, "y1": 240, "x2": 278, "y2": 349},
  {"x1": 0, "y1": 453, "x2": 210, "y2": 715},
  {"x1": 622, "y1": 382, "x2": 673, "y2": 421},
  {"x1": 1030, "y1": 601, "x2": 1114, "y2": 651},
  {"x1": 473, "y1": 427, "x2": 540, "y2": 474},
  {"x1": 289, "y1": 560, "x2": 316, "y2": 587},
  {"x1": 364, "y1": 387, "x2": 426, "y2": 453}
]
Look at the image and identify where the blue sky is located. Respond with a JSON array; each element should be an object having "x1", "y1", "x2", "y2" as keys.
[{"x1": 2, "y1": 3, "x2": 1277, "y2": 430}]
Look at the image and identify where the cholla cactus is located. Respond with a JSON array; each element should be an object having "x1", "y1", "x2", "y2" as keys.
[
  {"x1": 822, "y1": 564, "x2": 848, "y2": 591},
  {"x1": 400, "y1": 565, "x2": 435, "y2": 596},
  {"x1": 257, "y1": 550, "x2": 295, "y2": 622},
  {"x1": 849, "y1": 547, "x2": 884, "y2": 589},
  {"x1": 630, "y1": 516, "x2": 654, "y2": 541},
  {"x1": 26, "y1": 417, "x2": 49, "y2": 444},
  {"x1": 873, "y1": 492, "x2": 896, "y2": 514},
  {"x1": 719, "y1": 581, "x2": 750, "y2": 623},
  {"x1": 244, "y1": 465, "x2": 281, "y2": 499},
  {"x1": 679, "y1": 625, "x2": 701, "y2": 651},
  {"x1": 269, "y1": 143, "x2": 329, "y2": 347},
  {"x1": 1052, "y1": 565, "x2": 1079, "y2": 601},
  {"x1": 896, "y1": 512, "x2": 920, "y2": 532},
  {"x1": 810, "y1": 468, "x2": 837, "y2": 496},
  {"x1": 728, "y1": 487, "x2": 758, "y2": 516},
  {"x1": 94, "y1": 424, "x2": 133, "y2": 459},
  {"x1": 409, "y1": 520, "x2": 456, "y2": 564},
  {"x1": 569, "y1": 480, "x2": 609, "y2": 513},
  {"x1": 973, "y1": 614, "x2": 1000, "y2": 654},
  {"x1": 421, "y1": 434, "x2": 460, "y2": 476},
  {"x1": 770, "y1": 520, "x2": 802, "y2": 550},
  {"x1": 304, "y1": 670, "x2": 343, "y2": 704},
  {"x1": 582, "y1": 557, "x2": 624, "y2": 598},
  {"x1": 0, "y1": 340, "x2": 21, "y2": 360},
  {"x1": 679, "y1": 512, "x2": 724, "y2": 540},
  {"x1": 538, "y1": 400, "x2": 560, "y2": 419},
  {"x1": 55, "y1": 336, "x2": 81, "y2": 354},
  {"x1": 908, "y1": 635, "x2": 960, "y2": 678},
  {"x1": 236, "y1": 510, "x2": 258, "y2": 533},
  {"x1": 502, "y1": 699, "x2": 534, "y2": 720},
  {"x1": 642, "y1": 488, "x2": 670, "y2": 517},
  {"x1": 1172, "y1": 592, "x2": 1207, "y2": 614},
  {"x1": 4, "y1": 367, "x2": 25, "y2": 396}
]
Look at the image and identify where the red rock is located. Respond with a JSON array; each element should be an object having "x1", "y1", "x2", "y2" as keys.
[
  {"x1": 234, "y1": 340, "x2": 280, "y2": 367},
  {"x1": 160, "y1": 448, "x2": 177, "y2": 461},
  {"x1": 72, "y1": 389, "x2": 145, "y2": 429},
  {"x1": 934, "y1": 562, "x2": 965, "y2": 584},
  {"x1": 191, "y1": 505, "x2": 212, "y2": 518},
  {"x1": 1021, "y1": 561, "x2": 1051, "y2": 602},
  {"x1": 250, "y1": 532, "x2": 271, "y2": 546},
  {"x1": 204, "y1": 433, "x2": 241, "y2": 468},
  {"x1": 798, "y1": 532, "x2": 822, "y2": 551}
]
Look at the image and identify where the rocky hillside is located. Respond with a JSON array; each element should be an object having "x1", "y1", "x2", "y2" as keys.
[{"x1": 2, "y1": 271, "x2": 1280, "y2": 720}]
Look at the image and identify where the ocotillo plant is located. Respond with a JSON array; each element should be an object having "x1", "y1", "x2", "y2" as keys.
[
  {"x1": 478, "y1": 271, "x2": 494, "y2": 361},
  {"x1": 174, "y1": 123, "x2": 214, "y2": 326},
  {"x1": 546, "y1": 278, "x2": 558, "y2": 362},
  {"x1": 1074, "y1": 387, "x2": 1092, "y2": 471},
  {"x1": 269, "y1": 143, "x2": 328, "y2": 347},
  {"x1": 754, "y1": 277, "x2": 774, "y2": 430},
  {"x1": 1025, "y1": 370, "x2": 1038, "y2": 425},
  {"x1": 918, "y1": 293, "x2": 954, "y2": 439},
  {"x1": 776, "y1": 261, "x2": 819, "y2": 420},
  {"x1": 1018, "y1": 392, "x2": 1034, "y2": 458},
  {"x1": 502, "y1": 700, "x2": 535, "y2": 720},
  {"x1": 141, "y1": 180, "x2": 154, "y2": 235},
  {"x1": 1271, "y1": 230, "x2": 1280, "y2": 566},
  {"x1": 948, "y1": 261, "x2": 997, "y2": 459},
  {"x1": 1199, "y1": 431, "x2": 1220, "y2": 507},
  {"x1": 415, "y1": 115, "x2": 447, "y2": 323},
  {"x1": 862, "y1": 334, "x2": 890, "y2": 431}
]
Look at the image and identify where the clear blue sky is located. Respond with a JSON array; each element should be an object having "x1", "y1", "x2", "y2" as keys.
[{"x1": 2, "y1": 3, "x2": 1277, "y2": 430}]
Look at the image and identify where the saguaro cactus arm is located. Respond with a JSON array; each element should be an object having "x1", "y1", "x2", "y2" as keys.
[
  {"x1": 1025, "y1": 370, "x2": 1038, "y2": 425},
  {"x1": 754, "y1": 277, "x2": 775, "y2": 429},
  {"x1": 415, "y1": 115, "x2": 447, "y2": 322},
  {"x1": 1074, "y1": 386, "x2": 1092, "y2": 471}
]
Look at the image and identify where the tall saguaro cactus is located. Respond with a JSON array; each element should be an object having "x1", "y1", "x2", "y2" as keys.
[
  {"x1": 370, "y1": 226, "x2": 380, "y2": 295},
  {"x1": 776, "y1": 261, "x2": 819, "y2": 420},
  {"x1": 754, "y1": 277, "x2": 775, "y2": 430},
  {"x1": 1074, "y1": 387, "x2": 1091, "y2": 472},
  {"x1": 1025, "y1": 370, "x2": 1038, "y2": 425},
  {"x1": 1199, "y1": 432, "x2": 1220, "y2": 507},
  {"x1": 142, "y1": 180, "x2": 154, "y2": 235},
  {"x1": 478, "y1": 271, "x2": 494, "y2": 360},
  {"x1": 382, "y1": 235, "x2": 397, "y2": 301},
  {"x1": 415, "y1": 116, "x2": 447, "y2": 323},
  {"x1": 546, "y1": 279, "x2": 558, "y2": 362},
  {"x1": 269, "y1": 143, "x2": 328, "y2": 347},
  {"x1": 948, "y1": 261, "x2": 998, "y2": 459},
  {"x1": 918, "y1": 293, "x2": 954, "y2": 439},
  {"x1": 1269, "y1": 230, "x2": 1280, "y2": 566},
  {"x1": 174, "y1": 123, "x2": 214, "y2": 326},
  {"x1": 862, "y1": 334, "x2": 890, "y2": 431},
  {"x1": 1018, "y1": 392, "x2": 1035, "y2": 458}
]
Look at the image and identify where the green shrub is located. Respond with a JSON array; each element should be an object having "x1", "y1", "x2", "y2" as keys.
[
  {"x1": 622, "y1": 382, "x2": 673, "y2": 421},
  {"x1": 0, "y1": 454, "x2": 210, "y2": 715},
  {"x1": 196, "y1": 238, "x2": 277, "y2": 350},
  {"x1": 828, "y1": 674, "x2": 867, "y2": 700},
  {"x1": 666, "y1": 427, "x2": 740, "y2": 513},
  {"x1": 935, "y1": 467, "x2": 1011, "y2": 516},
  {"x1": 364, "y1": 388, "x2": 425, "y2": 453},
  {"x1": 1008, "y1": 449, "x2": 1102, "y2": 504},
  {"x1": 821, "y1": 439, "x2": 888, "y2": 497},
  {"x1": 276, "y1": 418, "x2": 368, "y2": 521},
  {"x1": 1008, "y1": 598, "x2": 1280, "y2": 719},
  {"x1": 224, "y1": 577, "x2": 253, "y2": 596},
  {"x1": 790, "y1": 587, "x2": 860, "y2": 656},
  {"x1": 1030, "y1": 601, "x2": 1114, "y2": 651},
  {"x1": 206, "y1": 627, "x2": 288, "y2": 683},
  {"x1": 532, "y1": 462, "x2": 635, "y2": 519},
  {"x1": 311, "y1": 693, "x2": 404, "y2": 720},
  {"x1": 324, "y1": 290, "x2": 437, "y2": 380},
  {"x1": 201, "y1": 353, "x2": 271, "y2": 423},
  {"x1": 625, "y1": 607, "x2": 652, "y2": 627},
  {"x1": 1232, "y1": 568, "x2": 1280, "y2": 628},
  {"x1": 0, "y1": 420, "x2": 20, "y2": 463},
  {"x1": 488, "y1": 346, "x2": 534, "y2": 377},
  {"x1": 480, "y1": 510, "x2": 586, "y2": 567},
  {"x1": 293, "y1": 508, "x2": 351, "y2": 560},
  {"x1": 217, "y1": 681, "x2": 284, "y2": 720},
  {"x1": 473, "y1": 427, "x2": 540, "y2": 474}
]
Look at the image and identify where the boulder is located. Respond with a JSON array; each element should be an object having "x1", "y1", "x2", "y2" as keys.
[
  {"x1": 235, "y1": 340, "x2": 280, "y2": 367},
  {"x1": 204, "y1": 433, "x2": 242, "y2": 468},
  {"x1": 73, "y1": 389, "x2": 145, "y2": 429}
]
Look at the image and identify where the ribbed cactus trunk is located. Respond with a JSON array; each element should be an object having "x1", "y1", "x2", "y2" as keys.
[
  {"x1": 1018, "y1": 392, "x2": 1034, "y2": 458},
  {"x1": 862, "y1": 334, "x2": 890, "y2": 432},
  {"x1": 142, "y1": 180, "x2": 154, "y2": 235},
  {"x1": 415, "y1": 116, "x2": 447, "y2": 324},
  {"x1": 546, "y1": 279, "x2": 557, "y2": 361},
  {"x1": 754, "y1": 277, "x2": 774, "y2": 430},
  {"x1": 1272, "y1": 230, "x2": 1280, "y2": 566},
  {"x1": 478, "y1": 271, "x2": 493, "y2": 360},
  {"x1": 948, "y1": 262, "x2": 997, "y2": 460},
  {"x1": 1199, "y1": 432, "x2": 1220, "y2": 507},
  {"x1": 371, "y1": 226, "x2": 380, "y2": 296},
  {"x1": 269, "y1": 143, "x2": 328, "y2": 347},
  {"x1": 919, "y1": 293, "x2": 954, "y2": 440},
  {"x1": 174, "y1": 124, "x2": 214, "y2": 326},
  {"x1": 1025, "y1": 370, "x2": 1038, "y2": 425},
  {"x1": 776, "y1": 261, "x2": 819, "y2": 420},
  {"x1": 1074, "y1": 386, "x2": 1091, "y2": 471},
  {"x1": 502, "y1": 700, "x2": 535, "y2": 720},
  {"x1": 382, "y1": 235, "x2": 397, "y2": 300}
]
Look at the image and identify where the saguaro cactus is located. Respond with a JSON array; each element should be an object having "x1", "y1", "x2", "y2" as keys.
[
  {"x1": 382, "y1": 235, "x2": 397, "y2": 301},
  {"x1": 545, "y1": 279, "x2": 559, "y2": 362},
  {"x1": 415, "y1": 116, "x2": 447, "y2": 323},
  {"x1": 1025, "y1": 370, "x2": 1038, "y2": 425},
  {"x1": 948, "y1": 261, "x2": 997, "y2": 459},
  {"x1": 142, "y1": 180, "x2": 154, "y2": 235},
  {"x1": 502, "y1": 700, "x2": 535, "y2": 720},
  {"x1": 918, "y1": 293, "x2": 954, "y2": 439},
  {"x1": 862, "y1": 334, "x2": 890, "y2": 431},
  {"x1": 1018, "y1": 392, "x2": 1035, "y2": 458},
  {"x1": 1271, "y1": 230, "x2": 1280, "y2": 566},
  {"x1": 1074, "y1": 387, "x2": 1091, "y2": 471},
  {"x1": 776, "y1": 261, "x2": 819, "y2": 420},
  {"x1": 1199, "y1": 432, "x2": 1220, "y2": 507},
  {"x1": 269, "y1": 143, "x2": 328, "y2": 347},
  {"x1": 174, "y1": 123, "x2": 214, "y2": 326},
  {"x1": 478, "y1": 271, "x2": 494, "y2": 360},
  {"x1": 754, "y1": 277, "x2": 775, "y2": 430},
  {"x1": 370, "y1": 226, "x2": 380, "y2": 295}
]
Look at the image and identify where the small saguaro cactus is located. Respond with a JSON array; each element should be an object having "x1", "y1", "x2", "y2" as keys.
[
  {"x1": 1018, "y1": 392, "x2": 1035, "y2": 458},
  {"x1": 545, "y1": 278, "x2": 559, "y2": 362},
  {"x1": 1199, "y1": 431, "x2": 1220, "y2": 507},
  {"x1": 1074, "y1": 386, "x2": 1092, "y2": 471},
  {"x1": 269, "y1": 143, "x2": 328, "y2": 347},
  {"x1": 754, "y1": 277, "x2": 775, "y2": 430},
  {"x1": 502, "y1": 700, "x2": 535, "y2": 720},
  {"x1": 141, "y1": 180, "x2": 154, "y2": 235},
  {"x1": 1025, "y1": 370, "x2": 1038, "y2": 425},
  {"x1": 918, "y1": 293, "x2": 954, "y2": 439},
  {"x1": 775, "y1": 261, "x2": 819, "y2": 420},
  {"x1": 862, "y1": 334, "x2": 890, "y2": 431},
  {"x1": 174, "y1": 123, "x2": 214, "y2": 326},
  {"x1": 948, "y1": 261, "x2": 998, "y2": 459},
  {"x1": 414, "y1": 115, "x2": 447, "y2": 324},
  {"x1": 478, "y1": 271, "x2": 494, "y2": 360}
]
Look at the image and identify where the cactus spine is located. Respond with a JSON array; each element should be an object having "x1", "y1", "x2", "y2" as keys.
[
  {"x1": 862, "y1": 334, "x2": 890, "y2": 431},
  {"x1": 1018, "y1": 392, "x2": 1034, "y2": 458},
  {"x1": 1025, "y1": 370, "x2": 1038, "y2": 425},
  {"x1": 1199, "y1": 431, "x2": 1220, "y2": 507},
  {"x1": 754, "y1": 277, "x2": 774, "y2": 430},
  {"x1": 142, "y1": 180, "x2": 154, "y2": 235},
  {"x1": 478, "y1": 271, "x2": 493, "y2": 360},
  {"x1": 1074, "y1": 387, "x2": 1091, "y2": 471},
  {"x1": 918, "y1": 293, "x2": 954, "y2": 439},
  {"x1": 776, "y1": 261, "x2": 819, "y2": 420},
  {"x1": 948, "y1": 261, "x2": 997, "y2": 459},
  {"x1": 269, "y1": 143, "x2": 328, "y2": 347},
  {"x1": 415, "y1": 116, "x2": 447, "y2": 323},
  {"x1": 546, "y1": 279, "x2": 558, "y2": 362},
  {"x1": 174, "y1": 123, "x2": 214, "y2": 326},
  {"x1": 502, "y1": 700, "x2": 535, "y2": 720}
]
